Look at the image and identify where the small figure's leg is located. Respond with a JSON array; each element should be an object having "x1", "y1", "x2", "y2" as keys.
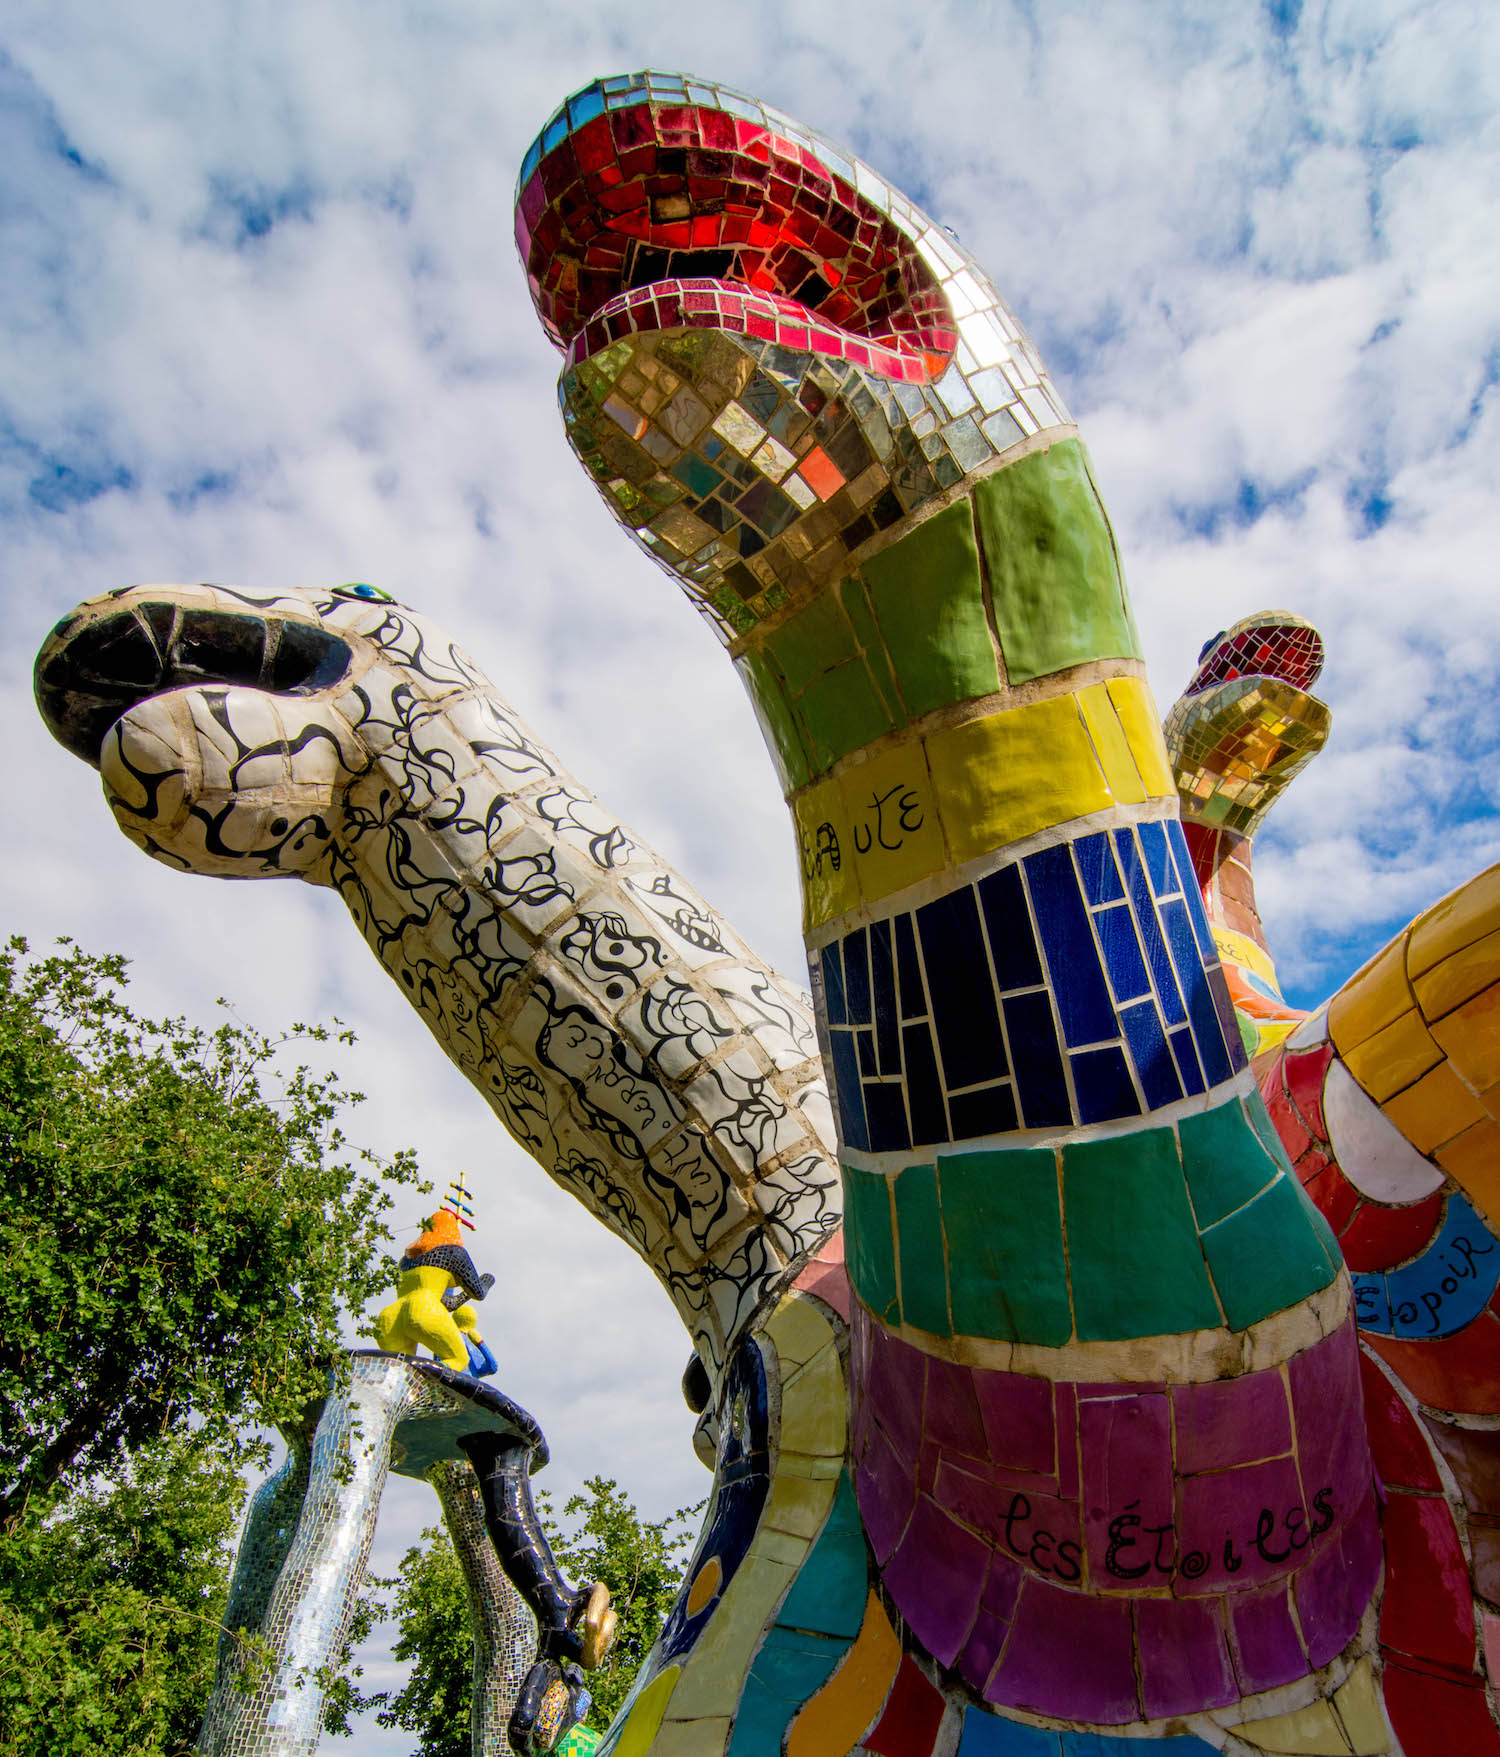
[
  {"x1": 196, "y1": 1355, "x2": 426, "y2": 1756},
  {"x1": 457, "y1": 1430, "x2": 616, "y2": 1754},
  {"x1": 428, "y1": 1458, "x2": 538, "y2": 1757}
]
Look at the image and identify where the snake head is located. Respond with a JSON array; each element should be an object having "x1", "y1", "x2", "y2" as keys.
[
  {"x1": 516, "y1": 72, "x2": 1074, "y2": 653},
  {"x1": 1163, "y1": 611, "x2": 1332, "y2": 839},
  {"x1": 33, "y1": 581, "x2": 394, "y2": 880}
]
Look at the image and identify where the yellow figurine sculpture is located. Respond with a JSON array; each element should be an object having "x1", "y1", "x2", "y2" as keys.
[{"x1": 375, "y1": 1201, "x2": 497, "y2": 1376}]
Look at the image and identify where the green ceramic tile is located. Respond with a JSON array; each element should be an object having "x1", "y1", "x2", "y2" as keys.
[
  {"x1": 843, "y1": 1164, "x2": 900, "y2": 1325},
  {"x1": 938, "y1": 1145, "x2": 1070, "y2": 1345},
  {"x1": 893, "y1": 1162, "x2": 950, "y2": 1337},
  {"x1": 837, "y1": 574, "x2": 903, "y2": 720},
  {"x1": 1200, "y1": 1174, "x2": 1339, "y2": 1331},
  {"x1": 766, "y1": 593, "x2": 857, "y2": 694},
  {"x1": 972, "y1": 439, "x2": 1142, "y2": 684},
  {"x1": 734, "y1": 650, "x2": 810, "y2": 792},
  {"x1": 775, "y1": 1474, "x2": 867, "y2": 1639},
  {"x1": 1063, "y1": 1127, "x2": 1221, "y2": 1340},
  {"x1": 797, "y1": 659, "x2": 895, "y2": 774},
  {"x1": 1179, "y1": 1098, "x2": 1281, "y2": 1231},
  {"x1": 862, "y1": 499, "x2": 1001, "y2": 717}
]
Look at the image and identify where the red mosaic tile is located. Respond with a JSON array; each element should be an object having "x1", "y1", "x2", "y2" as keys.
[
  {"x1": 864, "y1": 1656, "x2": 946, "y2": 1757},
  {"x1": 1380, "y1": 1491, "x2": 1477, "y2": 1671}
]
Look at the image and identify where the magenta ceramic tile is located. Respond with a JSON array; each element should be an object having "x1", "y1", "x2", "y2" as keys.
[
  {"x1": 1227, "y1": 1580, "x2": 1310, "y2": 1695},
  {"x1": 934, "y1": 1458, "x2": 1083, "y2": 1580},
  {"x1": 956, "y1": 1608, "x2": 1011, "y2": 1696},
  {"x1": 1293, "y1": 1488, "x2": 1381, "y2": 1667},
  {"x1": 1136, "y1": 1595, "x2": 1238, "y2": 1717},
  {"x1": 974, "y1": 1365, "x2": 1057, "y2": 1477},
  {"x1": 1172, "y1": 1369, "x2": 1292, "y2": 1473},
  {"x1": 865, "y1": 1317, "x2": 927, "y2": 1464},
  {"x1": 857, "y1": 1420, "x2": 918, "y2": 1565},
  {"x1": 1289, "y1": 1319, "x2": 1373, "y2": 1522},
  {"x1": 986, "y1": 1575, "x2": 1139, "y2": 1724},
  {"x1": 1174, "y1": 1455, "x2": 1311, "y2": 1593},
  {"x1": 1082, "y1": 1393, "x2": 1173, "y2": 1586},
  {"x1": 924, "y1": 1354, "x2": 990, "y2": 1460},
  {"x1": 882, "y1": 1494, "x2": 990, "y2": 1666}
]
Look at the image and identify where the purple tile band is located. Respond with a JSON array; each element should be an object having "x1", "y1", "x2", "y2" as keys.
[{"x1": 850, "y1": 1309, "x2": 1379, "y2": 1723}]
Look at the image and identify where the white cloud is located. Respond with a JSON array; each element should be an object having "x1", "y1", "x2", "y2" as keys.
[{"x1": 2, "y1": 1, "x2": 1497, "y2": 1741}]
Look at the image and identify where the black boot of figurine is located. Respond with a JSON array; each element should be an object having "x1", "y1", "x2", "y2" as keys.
[{"x1": 456, "y1": 1430, "x2": 596, "y2": 1753}]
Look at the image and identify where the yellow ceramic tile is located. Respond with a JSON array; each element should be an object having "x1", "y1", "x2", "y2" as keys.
[
  {"x1": 1077, "y1": 682, "x2": 1147, "y2": 805},
  {"x1": 927, "y1": 693, "x2": 1112, "y2": 868},
  {"x1": 1343, "y1": 1007, "x2": 1443, "y2": 1104},
  {"x1": 766, "y1": 1292, "x2": 837, "y2": 1368},
  {"x1": 757, "y1": 1526, "x2": 813, "y2": 1567},
  {"x1": 1331, "y1": 1658, "x2": 1391, "y2": 1755},
  {"x1": 665, "y1": 1556, "x2": 796, "y2": 1717},
  {"x1": 785, "y1": 1592, "x2": 902, "y2": 1757},
  {"x1": 1413, "y1": 928, "x2": 1500, "y2": 1024},
  {"x1": 613, "y1": 1666, "x2": 681, "y2": 1757},
  {"x1": 1255, "y1": 1017, "x2": 1300, "y2": 1056},
  {"x1": 1106, "y1": 675, "x2": 1176, "y2": 796},
  {"x1": 1380, "y1": 1058, "x2": 1487, "y2": 1155},
  {"x1": 1330, "y1": 935, "x2": 1415, "y2": 1056},
  {"x1": 764, "y1": 1470, "x2": 839, "y2": 1539},
  {"x1": 1407, "y1": 861, "x2": 1500, "y2": 978},
  {"x1": 778, "y1": 1452, "x2": 844, "y2": 1479},
  {"x1": 1235, "y1": 1695, "x2": 1353, "y2": 1754},
  {"x1": 780, "y1": 1347, "x2": 847, "y2": 1458},
  {"x1": 1430, "y1": 983, "x2": 1500, "y2": 1092},
  {"x1": 844, "y1": 741, "x2": 948, "y2": 911},
  {"x1": 792, "y1": 774, "x2": 861, "y2": 928},
  {"x1": 1435, "y1": 1116, "x2": 1500, "y2": 1223},
  {"x1": 1215, "y1": 925, "x2": 1280, "y2": 991},
  {"x1": 652, "y1": 1716, "x2": 730, "y2": 1757}
]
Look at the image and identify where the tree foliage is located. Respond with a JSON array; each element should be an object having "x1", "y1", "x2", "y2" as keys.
[
  {"x1": 348, "y1": 1478, "x2": 701, "y2": 1749},
  {"x1": 0, "y1": 1432, "x2": 246, "y2": 1754},
  {"x1": 0, "y1": 935, "x2": 422, "y2": 1750},
  {"x1": 0, "y1": 935, "x2": 420, "y2": 1527}
]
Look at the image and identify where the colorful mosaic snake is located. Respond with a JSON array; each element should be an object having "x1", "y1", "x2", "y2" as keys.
[{"x1": 31, "y1": 68, "x2": 1500, "y2": 1757}]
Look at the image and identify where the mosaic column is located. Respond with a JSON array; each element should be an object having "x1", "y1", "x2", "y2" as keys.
[
  {"x1": 197, "y1": 1354, "x2": 449, "y2": 1756},
  {"x1": 429, "y1": 1458, "x2": 539, "y2": 1757},
  {"x1": 522, "y1": 70, "x2": 1384, "y2": 1747}
]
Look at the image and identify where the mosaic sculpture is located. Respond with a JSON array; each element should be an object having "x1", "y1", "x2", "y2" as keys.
[{"x1": 30, "y1": 66, "x2": 1500, "y2": 1757}]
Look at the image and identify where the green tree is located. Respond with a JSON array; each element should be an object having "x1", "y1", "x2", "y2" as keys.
[
  {"x1": 0, "y1": 935, "x2": 419, "y2": 1527},
  {"x1": 0, "y1": 1431, "x2": 246, "y2": 1753},
  {"x1": 349, "y1": 1478, "x2": 701, "y2": 1751},
  {"x1": 0, "y1": 935, "x2": 422, "y2": 1750}
]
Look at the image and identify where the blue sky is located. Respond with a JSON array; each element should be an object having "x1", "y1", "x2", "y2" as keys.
[{"x1": 3, "y1": 1, "x2": 1498, "y2": 1740}]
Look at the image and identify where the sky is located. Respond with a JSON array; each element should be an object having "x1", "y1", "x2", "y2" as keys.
[{"x1": 3, "y1": 0, "x2": 1498, "y2": 1743}]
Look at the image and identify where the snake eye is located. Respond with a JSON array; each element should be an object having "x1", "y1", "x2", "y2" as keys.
[{"x1": 332, "y1": 582, "x2": 397, "y2": 603}]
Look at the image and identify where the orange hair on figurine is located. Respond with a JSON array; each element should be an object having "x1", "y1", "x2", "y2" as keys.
[{"x1": 413, "y1": 1208, "x2": 462, "y2": 1254}]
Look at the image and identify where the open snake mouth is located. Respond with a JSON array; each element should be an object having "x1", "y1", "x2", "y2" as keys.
[
  {"x1": 516, "y1": 74, "x2": 959, "y2": 384},
  {"x1": 35, "y1": 593, "x2": 354, "y2": 767},
  {"x1": 518, "y1": 73, "x2": 1072, "y2": 639}
]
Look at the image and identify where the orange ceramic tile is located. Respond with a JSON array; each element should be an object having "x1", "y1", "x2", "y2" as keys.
[
  {"x1": 1330, "y1": 935, "x2": 1415, "y2": 1056},
  {"x1": 1431, "y1": 983, "x2": 1500, "y2": 1093},
  {"x1": 1343, "y1": 1007, "x2": 1443, "y2": 1104},
  {"x1": 1381, "y1": 1058, "x2": 1487, "y2": 1155},
  {"x1": 785, "y1": 1591, "x2": 901, "y2": 1757},
  {"x1": 1413, "y1": 927, "x2": 1500, "y2": 1023},
  {"x1": 1435, "y1": 1116, "x2": 1500, "y2": 1222},
  {"x1": 1363, "y1": 1311, "x2": 1500, "y2": 1416},
  {"x1": 1407, "y1": 861, "x2": 1500, "y2": 980}
]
